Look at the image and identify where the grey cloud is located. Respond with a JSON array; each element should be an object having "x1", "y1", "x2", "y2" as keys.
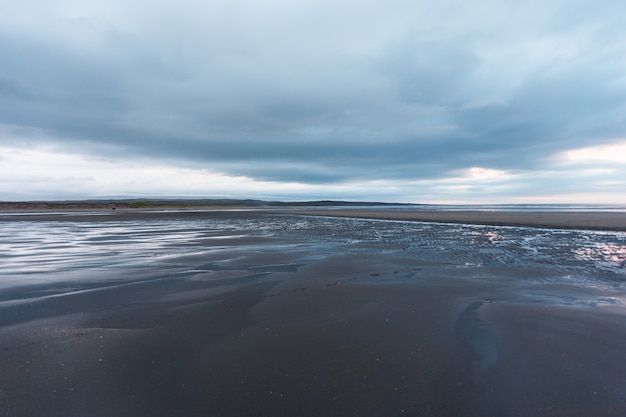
[
  {"x1": 1, "y1": 0, "x2": 626, "y2": 200},
  {"x1": 380, "y1": 37, "x2": 481, "y2": 106}
]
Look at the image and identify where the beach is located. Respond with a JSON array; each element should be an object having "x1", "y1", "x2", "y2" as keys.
[
  {"x1": 3, "y1": 206, "x2": 626, "y2": 231},
  {"x1": 1, "y1": 210, "x2": 625, "y2": 416},
  {"x1": 269, "y1": 208, "x2": 626, "y2": 231}
]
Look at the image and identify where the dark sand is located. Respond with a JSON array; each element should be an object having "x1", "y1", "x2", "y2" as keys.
[
  {"x1": 269, "y1": 209, "x2": 626, "y2": 231},
  {"x1": 2, "y1": 207, "x2": 626, "y2": 231},
  {"x1": 1, "y1": 211, "x2": 625, "y2": 416}
]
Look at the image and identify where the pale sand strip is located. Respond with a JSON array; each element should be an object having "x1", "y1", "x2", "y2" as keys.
[
  {"x1": 1, "y1": 207, "x2": 625, "y2": 231},
  {"x1": 269, "y1": 209, "x2": 626, "y2": 231}
]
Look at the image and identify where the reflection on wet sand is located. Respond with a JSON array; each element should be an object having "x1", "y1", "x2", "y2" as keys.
[
  {"x1": 0, "y1": 211, "x2": 625, "y2": 416},
  {"x1": 454, "y1": 301, "x2": 497, "y2": 387}
]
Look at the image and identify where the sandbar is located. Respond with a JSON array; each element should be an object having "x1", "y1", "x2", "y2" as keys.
[
  {"x1": 268, "y1": 209, "x2": 626, "y2": 231},
  {"x1": 2, "y1": 208, "x2": 626, "y2": 232}
]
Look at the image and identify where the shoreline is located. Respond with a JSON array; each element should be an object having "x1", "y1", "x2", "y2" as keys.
[
  {"x1": 1, "y1": 207, "x2": 626, "y2": 232},
  {"x1": 268, "y1": 209, "x2": 626, "y2": 232}
]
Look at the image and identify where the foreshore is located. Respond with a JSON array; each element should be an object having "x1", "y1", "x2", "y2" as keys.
[
  {"x1": 269, "y1": 209, "x2": 626, "y2": 232},
  {"x1": 1, "y1": 206, "x2": 626, "y2": 231},
  {"x1": 1, "y1": 209, "x2": 625, "y2": 416}
]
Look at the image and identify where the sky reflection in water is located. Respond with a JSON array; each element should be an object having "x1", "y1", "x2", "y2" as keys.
[{"x1": 1, "y1": 214, "x2": 624, "y2": 296}]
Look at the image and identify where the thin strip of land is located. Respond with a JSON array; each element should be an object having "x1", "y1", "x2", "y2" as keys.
[
  {"x1": 1, "y1": 200, "x2": 625, "y2": 231},
  {"x1": 270, "y1": 209, "x2": 626, "y2": 232}
]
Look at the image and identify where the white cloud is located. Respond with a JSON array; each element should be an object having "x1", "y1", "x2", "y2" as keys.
[
  {"x1": 0, "y1": 146, "x2": 427, "y2": 201},
  {"x1": 461, "y1": 167, "x2": 510, "y2": 180},
  {"x1": 561, "y1": 140, "x2": 626, "y2": 164},
  {"x1": 0, "y1": 146, "x2": 318, "y2": 199}
]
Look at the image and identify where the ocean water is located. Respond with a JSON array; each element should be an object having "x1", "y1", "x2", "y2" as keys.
[{"x1": 1, "y1": 211, "x2": 625, "y2": 416}]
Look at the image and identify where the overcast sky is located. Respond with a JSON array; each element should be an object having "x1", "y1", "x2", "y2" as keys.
[{"x1": 1, "y1": 0, "x2": 625, "y2": 203}]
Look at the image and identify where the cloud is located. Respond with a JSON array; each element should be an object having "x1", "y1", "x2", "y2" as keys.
[
  {"x1": 1, "y1": 0, "x2": 626, "y2": 202},
  {"x1": 0, "y1": 146, "x2": 328, "y2": 200},
  {"x1": 560, "y1": 141, "x2": 626, "y2": 165}
]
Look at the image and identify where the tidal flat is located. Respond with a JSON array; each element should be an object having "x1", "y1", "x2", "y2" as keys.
[{"x1": 1, "y1": 210, "x2": 625, "y2": 416}]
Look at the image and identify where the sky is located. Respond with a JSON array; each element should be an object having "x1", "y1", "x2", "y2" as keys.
[{"x1": 1, "y1": 0, "x2": 625, "y2": 204}]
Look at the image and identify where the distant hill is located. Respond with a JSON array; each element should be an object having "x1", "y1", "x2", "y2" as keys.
[{"x1": 0, "y1": 198, "x2": 411, "y2": 211}]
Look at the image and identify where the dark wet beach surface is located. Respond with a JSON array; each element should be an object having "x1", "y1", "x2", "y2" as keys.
[{"x1": 1, "y1": 211, "x2": 625, "y2": 416}]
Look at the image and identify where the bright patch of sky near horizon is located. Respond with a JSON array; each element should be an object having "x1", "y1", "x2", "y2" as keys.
[{"x1": 1, "y1": 0, "x2": 625, "y2": 203}]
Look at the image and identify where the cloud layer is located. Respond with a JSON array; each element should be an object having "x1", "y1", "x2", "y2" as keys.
[{"x1": 1, "y1": 0, "x2": 625, "y2": 202}]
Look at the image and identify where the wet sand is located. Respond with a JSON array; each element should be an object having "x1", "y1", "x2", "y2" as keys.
[
  {"x1": 1, "y1": 211, "x2": 625, "y2": 416},
  {"x1": 269, "y1": 209, "x2": 626, "y2": 231},
  {"x1": 2, "y1": 208, "x2": 626, "y2": 232}
]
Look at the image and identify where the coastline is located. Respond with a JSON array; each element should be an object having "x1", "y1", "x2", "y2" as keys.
[
  {"x1": 268, "y1": 209, "x2": 626, "y2": 232},
  {"x1": 1, "y1": 207, "x2": 626, "y2": 231}
]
